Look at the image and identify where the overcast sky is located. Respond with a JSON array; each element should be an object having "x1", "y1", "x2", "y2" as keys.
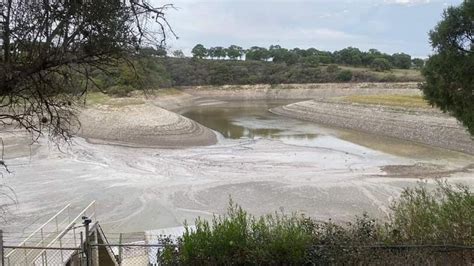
[{"x1": 162, "y1": 0, "x2": 462, "y2": 58}]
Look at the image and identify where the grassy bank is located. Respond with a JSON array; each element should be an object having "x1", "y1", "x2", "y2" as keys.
[
  {"x1": 341, "y1": 94, "x2": 430, "y2": 109},
  {"x1": 339, "y1": 66, "x2": 422, "y2": 80},
  {"x1": 84, "y1": 92, "x2": 145, "y2": 107},
  {"x1": 158, "y1": 182, "x2": 473, "y2": 265}
]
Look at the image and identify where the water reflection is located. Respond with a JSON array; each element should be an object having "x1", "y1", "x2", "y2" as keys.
[
  {"x1": 184, "y1": 108, "x2": 249, "y2": 139},
  {"x1": 181, "y1": 100, "x2": 474, "y2": 161},
  {"x1": 181, "y1": 101, "x2": 320, "y2": 140}
]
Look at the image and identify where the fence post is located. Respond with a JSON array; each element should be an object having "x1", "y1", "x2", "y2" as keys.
[
  {"x1": 83, "y1": 217, "x2": 92, "y2": 266},
  {"x1": 80, "y1": 232, "x2": 84, "y2": 265},
  {"x1": 1, "y1": 229, "x2": 4, "y2": 266},
  {"x1": 118, "y1": 233, "x2": 123, "y2": 265}
]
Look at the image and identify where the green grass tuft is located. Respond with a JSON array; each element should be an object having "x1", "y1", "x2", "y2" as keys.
[{"x1": 342, "y1": 94, "x2": 430, "y2": 108}]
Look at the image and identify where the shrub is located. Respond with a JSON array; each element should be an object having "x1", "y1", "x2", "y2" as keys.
[
  {"x1": 105, "y1": 85, "x2": 135, "y2": 97},
  {"x1": 336, "y1": 70, "x2": 353, "y2": 82},
  {"x1": 166, "y1": 201, "x2": 313, "y2": 265},
  {"x1": 380, "y1": 73, "x2": 398, "y2": 82},
  {"x1": 303, "y1": 55, "x2": 320, "y2": 67},
  {"x1": 385, "y1": 181, "x2": 473, "y2": 245},
  {"x1": 91, "y1": 57, "x2": 421, "y2": 93},
  {"x1": 371, "y1": 58, "x2": 392, "y2": 72},
  {"x1": 326, "y1": 64, "x2": 340, "y2": 73},
  {"x1": 158, "y1": 182, "x2": 473, "y2": 265}
]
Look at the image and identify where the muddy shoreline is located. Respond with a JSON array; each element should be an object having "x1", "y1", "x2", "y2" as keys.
[
  {"x1": 76, "y1": 82, "x2": 473, "y2": 154},
  {"x1": 271, "y1": 100, "x2": 474, "y2": 155}
]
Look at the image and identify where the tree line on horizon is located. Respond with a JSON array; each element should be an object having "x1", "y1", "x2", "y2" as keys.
[{"x1": 186, "y1": 44, "x2": 425, "y2": 71}]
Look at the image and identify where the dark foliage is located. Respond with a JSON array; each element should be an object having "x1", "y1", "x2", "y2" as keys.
[
  {"x1": 0, "y1": 0, "x2": 173, "y2": 141},
  {"x1": 158, "y1": 182, "x2": 473, "y2": 265},
  {"x1": 190, "y1": 44, "x2": 419, "y2": 71},
  {"x1": 371, "y1": 58, "x2": 392, "y2": 72},
  {"x1": 96, "y1": 57, "x2": 420, "y2": 90},
  {"x1": 421, "y1": 0, "x2": 474, "y2": 135}
]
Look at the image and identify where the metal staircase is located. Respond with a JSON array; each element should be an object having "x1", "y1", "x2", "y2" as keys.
[{"x1": 5, "y1": 201, "x2": 98, "y2": 265}]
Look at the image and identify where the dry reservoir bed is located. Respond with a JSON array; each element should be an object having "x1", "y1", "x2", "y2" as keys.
[{"x1": 1, "y1": 84, "x2": 473, "y2": 242}]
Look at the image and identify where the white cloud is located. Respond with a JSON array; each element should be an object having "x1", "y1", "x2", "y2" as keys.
[
  {"x1": 162, "y1": 0, "x2": 458, "y2": 57},
  {"x1": 384, "y1": 0, "x2": 431, "y2": 6}
]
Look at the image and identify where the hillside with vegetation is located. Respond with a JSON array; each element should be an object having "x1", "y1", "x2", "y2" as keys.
[{"x1": 90, "y1": 45, "x2": 424, "y2": 96}]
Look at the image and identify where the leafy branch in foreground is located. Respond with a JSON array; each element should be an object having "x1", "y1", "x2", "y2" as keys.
[
  {"x1": 0, "y1": 0, "x2": 175, "y2": 143},
  {"x1": 421, "y1": 0, "x2": 474, "y2": 135}
]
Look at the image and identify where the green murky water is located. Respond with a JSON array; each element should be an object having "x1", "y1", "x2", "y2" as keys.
[
  {"x1": 181, "y1": 100, "x2": 322, "y2": 140},
  {"x1": 181, "y1": 100, "x2": 473, "y2": 161}
]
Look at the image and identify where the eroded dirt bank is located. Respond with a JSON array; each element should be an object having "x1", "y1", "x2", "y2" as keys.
[
  {"x1": 77, "y1": 82, "x2": 472, "y2": 154},
  {"x1": 271, "y1": 100, "x2": 474, "y2": 155},
  {"x1": 79, "y1": 103, "x2": 217, "y2": 147},
  {"x1": 173, "y1": 82, "x2": 472, "y2": 154},
  {"x1": 180, "y1": 82, "x2": 421, "y2": 100},
  {"x1": 81, "y1": 82, "x2": 421, "y2": 148}
]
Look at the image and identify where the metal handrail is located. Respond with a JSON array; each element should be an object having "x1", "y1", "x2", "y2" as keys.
[
  {"x1": 5, "y1": 204, "x2": 71, "y2": 258},
  {"x1": 31, "y1": 201, "x2": 96, "y2": 263}
]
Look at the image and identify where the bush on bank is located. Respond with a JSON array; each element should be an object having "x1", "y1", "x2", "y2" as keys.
[
  {"x1": 90, "y1": 57, "x2": 423, "y2": 97},
  {"x1": 158, "y1": 182, "x2": 473, "y2": 265}
]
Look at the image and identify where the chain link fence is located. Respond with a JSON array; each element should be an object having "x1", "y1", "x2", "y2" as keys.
[
  {"x1": 306, "y1": 244, "x2": 474, "y2": 265},
  {"x1": 3, "y1": 246, "x2": 83, "y2": 265},
  {"x1": 2, "y1": 231, "x2": 473, "y2": 265}
]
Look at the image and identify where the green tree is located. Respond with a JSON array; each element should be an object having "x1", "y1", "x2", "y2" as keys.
[
  {"x1": 0, "y1": 0, "x2": 172, "y2": 141},
  {"x1": 369, "y1": 49, "x2": 382, "y2": 56},
  {"x1": 334, "y1": 47, "x2": 363, "y2": 66},
  {"x1": 303, "y1": 55, "x2": 320, "y2": 67},
  {"x1": 213, "y1": 46, "x2": 227, "y2": 59},
  {"x1": 370, "y1": 58, "x2": 392, "y2": 72},
  {"x1": 317, "y1": 51, "x2": 334, "y2": 64},
  {"x1": 291, "y1": 48, "x2": 309, "y2": 57},
  {"x1": 172, "y1": 50, "x2": 185, "y2": 58},
  {"x1": 412, "y1": 58, "x2": 425, "y2": 69},
  {"x1": 191, "y1": 44, "x2": 207, "y2": 59},
  {"x1": 282, "y1": 51, "x2": 300, "y2": 65},
  {"x1": 392, "y1": 53, "x2": 412, "y2": 69},
  {"x1": 207, "y1": 47, "x2": 217, "y2": 59},
  {"x1": 269, "y1": 45, "x2": 287, "y2": 63},
  {"x1": 245, "y1": 46, "x2": 270, "y2": 61},
  {"x1": 421, "y1": 0, "x2": 474, "y2": 135},
  {"x1": 139, "y1": 46, "x2": 167, "y2": 57},
  {"x1": 227, "y1": 45, "x2": 244, "y2": 60},
  {"x1": 306, "y1": 48, "x2": 319, "y2": 56}
]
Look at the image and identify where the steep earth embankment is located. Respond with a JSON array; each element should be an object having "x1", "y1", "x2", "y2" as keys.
[
  {"x1": 271, "y1": 100, "x2": 474, "y2": 155},
  {"x1": 180, "y1": 82, "x2": 421, "y2": 100},
  {"x1": 79, "y1": 104, "x2": 217, "y2": 147}
]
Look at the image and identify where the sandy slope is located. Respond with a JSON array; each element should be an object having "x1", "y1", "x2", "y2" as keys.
[{"x1": 79, "y1": 103, "x2": 217, "y2": 147}]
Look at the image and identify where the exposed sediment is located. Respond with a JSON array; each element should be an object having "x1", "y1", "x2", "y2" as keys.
[
  {"x1": 181, "y1": 82, "x2": 421, "y2": 100},
  {"x1": 78, "y1": 82, "x2": 473, "y2": 153},
  {"x1": 79, "y1": 103, "x2": 217, "y2": 147},
  {"x1": 271, "y1": 100, "x2": 474, "y2": 155}
]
